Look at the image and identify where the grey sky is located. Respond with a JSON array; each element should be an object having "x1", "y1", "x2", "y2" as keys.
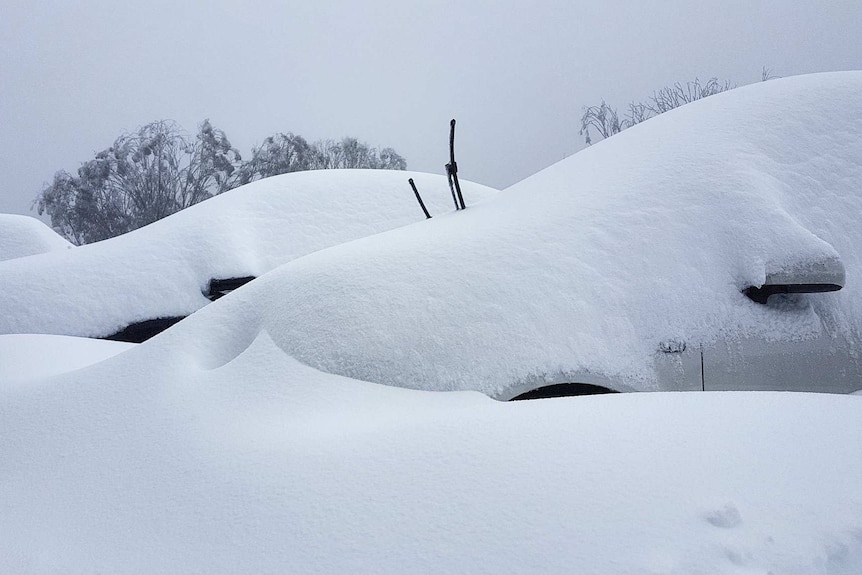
[{"x1": 2, "y1": 0, "x2": 861, "y2": 218}]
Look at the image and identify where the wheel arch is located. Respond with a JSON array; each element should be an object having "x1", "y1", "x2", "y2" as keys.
[{"x1": 494, "y1": 371, "x2": 621, "y2": 401}]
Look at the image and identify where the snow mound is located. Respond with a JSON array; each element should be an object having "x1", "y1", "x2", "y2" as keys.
[
  {"x1": 1, "y1": 328, "x2": 861, "y2": 574},
  {"x1": 0, "y1": 214, "x2": 72, "y2": 262},
  {"x1": 0, "y1": 170, "x2": 497, "y2": 338},
  {"x1": 4, "y1": 74, "x2": 862, "y2": 572},
  {"x1": 150, "y1": 72, "x2": 862, "y2": 395},
  {"x1": 0, "y1": 334, "x2": 134, "y2": 384}
]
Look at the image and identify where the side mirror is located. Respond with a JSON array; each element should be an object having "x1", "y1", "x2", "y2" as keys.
[{"x1": 744, "y1": 256, "x2": 845, "y2": 304}]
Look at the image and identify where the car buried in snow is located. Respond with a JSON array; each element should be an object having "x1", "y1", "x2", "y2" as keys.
[
  {"x1": 180, "y1": 72, "x2": 862, "y2": 399},
  {"x1": 0, "y1": 214, "x2": 73, "y2": 263},
  {"x1": 0, "y1": 170, "x2": 498, "y2": 343},
  {"x1": 4, "y1": 73, "x2": 862, "y2": 398}
]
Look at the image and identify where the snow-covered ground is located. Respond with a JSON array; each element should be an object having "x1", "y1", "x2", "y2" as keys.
[
  {"x1": 0, "y1": 214, "x2": 72, "y2": 262},
  {"x1": 0, "y1": 334, "x2": 134, "y2": 384},
  {"x1": 0, "y1": 170, "x2": 497, "y2": 338},
  {"x1": 1, "y1": 330, "x2": 861, "y2": 574},
  {"x1": 2, "y1": 72, "x2": 862, "y2": 574}
]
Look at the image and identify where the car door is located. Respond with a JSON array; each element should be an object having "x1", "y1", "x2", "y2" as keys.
[{"x1": 703, "y1": 329, "x2": 862, "y2": 394}]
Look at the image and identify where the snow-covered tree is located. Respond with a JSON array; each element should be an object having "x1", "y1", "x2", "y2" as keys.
[
  {"x1": 233, "y1": 132, "x2": 317, "y2": 186},
  {"x1": 580, "y1": 76, "x2": 735, "y2": 145},
  {"x1": 235, "y1": 134, "x2": 406, "y2": 185},
  {"x1": 34, "y1": 120, "x2": 241, "y2": 244},
  {"x1": 35, "y1": 122, "x2": 406, "y2": 244},
  {"x1": 314, "y1": 137, "x2": 407, "y2": 171}
]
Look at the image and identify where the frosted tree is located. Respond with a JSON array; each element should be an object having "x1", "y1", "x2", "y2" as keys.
[
  {"x1": 580, "y1": 76, "x2": 736, "y2": 145},
  {"x1": 35, "y1": 122, "x2": 406, "y2": 243},
  {"x1": 235, "y1": 134, "x2": 406, "y2": 184},
  {"x1": 232, "y1": 132, "x2": 317, "y2": 186},
  {"x1": 34, "y1": 120, "x2": 241, "y2": 244}
]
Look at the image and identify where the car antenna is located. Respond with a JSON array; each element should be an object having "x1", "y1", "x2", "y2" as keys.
[{"x1": 408, "y1": 178, "x2": 431, "y2": 219}]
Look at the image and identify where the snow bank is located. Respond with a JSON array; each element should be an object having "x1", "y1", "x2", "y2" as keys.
[
  {"x1": 0, "y1": 334, "x2": 134, "y2": 384},
  {"x1": 1, "y1": 329, "x2": 861, "y2": 574},
  {"x1": 157, "y1": 72, "x2": 862, "y2": 396},
  {"x1": 3, "y1": 72, "x2": 862, "y2": 574},
  {"x1": 0, "y1": 170, "x2": 497, "y2": 338},
  {"x1": 0, "y1": 214, "x2": 72, "y2": 262}
]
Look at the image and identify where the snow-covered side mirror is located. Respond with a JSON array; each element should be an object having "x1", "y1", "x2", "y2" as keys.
[{"x1": 744, "y1": 256, "x2": 845, "y2": 304}]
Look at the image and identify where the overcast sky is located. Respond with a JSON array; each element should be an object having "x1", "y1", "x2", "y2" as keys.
[{"x1": 2, "y1": 0, "x2": 861, "y2": 219}]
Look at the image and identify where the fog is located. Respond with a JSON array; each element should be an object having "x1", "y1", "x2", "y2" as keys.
[{"x1": 2, "y1": 0, "x2": 861, "y2": 217}]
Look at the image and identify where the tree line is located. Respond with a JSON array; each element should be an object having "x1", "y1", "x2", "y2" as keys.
[
  {"x1": 579, "y1": 68, "x2": 775, "y2": 145},
  {"x1": 34, "y1": 120, "x2": 406, "y2": 244},
  {"x1": 35, "y1": 70, "x2": 774, "y2": 245}
]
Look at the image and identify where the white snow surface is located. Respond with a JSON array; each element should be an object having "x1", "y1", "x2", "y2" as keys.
[
  {"x1": 3, "y1": 73, "x2": 862, "y2": 574},
  {"x1": 1, "y1": 330, "x2": 861, "y2": 574},
  {"x1": 108, "y1": 72, "x2": 862, "y2": 397},
  {"x1": 0, "y1": 334, "x2": 134, "y2": 383},
  {"x1": 0, "y1": 214, "x2": 72, "y2": 262},
  {"x1": 0, "y1": 170, "x2": 497, "y2": 338}
]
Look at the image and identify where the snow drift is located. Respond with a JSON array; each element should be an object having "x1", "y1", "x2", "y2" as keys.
[
  {"x1": 0, "y1": 334, "x2": 134, "y2": 383},
  {"x1": 2, "y1": 72, "x2": 862, "y2": 575},
  {"x1": 0, "y1": 214, "x2": 72, "y2": 262},
  {"x1": 143, "y1": 72, "x2": 862, "y2": 396},
  {"x1": 0, "y1": 170, "x2": 497, "y2": 338},
  {"x1": 1, "y1": 328, "x2": 861, "y2": 574}
]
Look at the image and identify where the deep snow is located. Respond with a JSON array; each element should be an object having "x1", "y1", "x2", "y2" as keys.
[
  {"x1": 0, "y1": 214, "x2": 72, "y2": 262},
  {"x1": 2, "y1": 72, "x2": 862, "y2": 574},
  {"x1": 1, "y1": 330, "x2": 861, "y2": 574},
  {"x1": 124, "y1": 72, "x2": 862, "y2": 396},
  {"x1": 0, "y1": 170, "x2": 497, "y2": 338},
  {"x1": 0, "y1": 334, "x2": 134, "y2": 384}
]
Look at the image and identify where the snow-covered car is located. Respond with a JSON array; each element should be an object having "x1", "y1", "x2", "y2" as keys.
[
  {"x1": 3, "y1": 73, "x2": 862, "y2": 574},
  {"x1": 146, "y1": 72, "x2": 862, "y2": 398},
  {"x1": 0, "y1": 170, "x2": 497, "y2": 341},
  {"x1": 0, "y1": 214, "x2": 72, "y2": 262}
]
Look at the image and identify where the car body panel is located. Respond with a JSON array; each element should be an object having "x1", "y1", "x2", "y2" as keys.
[{"x1": 704, "y1": 329, "x2": 862, "y2": 393}]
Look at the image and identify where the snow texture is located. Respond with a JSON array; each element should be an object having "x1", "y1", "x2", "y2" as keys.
[
  {"x1": 1, "y1": 329, "x2": 861, "y2": 574},
  {"x1": 0, "y1": 334, "x2": 134, "y2": 384},
  {"x1": 3, "y1": 73, "x2": 862, "y2": 574},
  {"x1": 0, "y1": 170, "x2": 497, "y2": 338},
  {"x1": 0, "y1": 214, "x2": 72, "y2": 262},
  {"x1": 135, "y1": 72, "x2": 862, "y2": 397}
]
